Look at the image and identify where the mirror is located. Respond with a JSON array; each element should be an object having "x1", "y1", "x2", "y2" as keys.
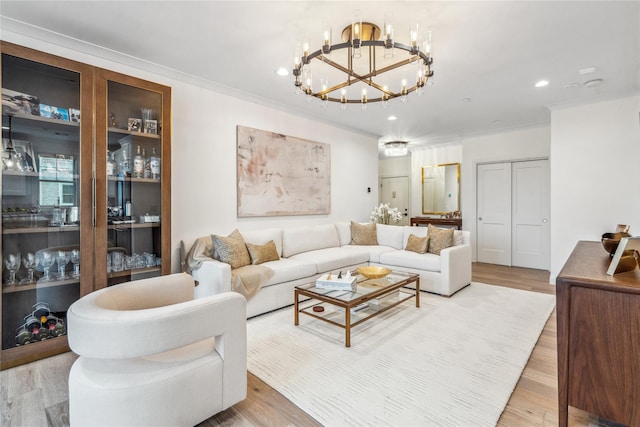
[{"x1": 422, "y1": 163, "x2": 460, "y2": 214}]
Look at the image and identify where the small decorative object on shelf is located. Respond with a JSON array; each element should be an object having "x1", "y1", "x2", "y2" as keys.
[
  {"x1": 109, "y1": 112, "x2": 118, "y2": 127},
  {"x1": 316, "y1": 271, "x2": 357, "y2": 291},
  {"x1": 443, "y1": 210, "x2": 461, "y2": 219},
  {"x1": 127, "y1": 118, "x2": 142, "y2": 132},
  {"x1": 370, "y1": 203, "x2": 402, "y2": 224}
]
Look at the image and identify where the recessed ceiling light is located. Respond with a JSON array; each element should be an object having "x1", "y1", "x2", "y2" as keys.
[
  {"x1": 275, "y1": 68, "x2": 289, "y2": 76},
  {"x1": 534, "y1": 80, "x2": 549, "y2": 88},
  {"x1": 492, "y1": 120, "x2": 504, "y2": 126},
  {"x1": 387, "y1": 115, "x2": 397, "y2": 121},
  {"x1": 579, "y1": 67, "x2": 597, "y2": 75},
  {"x1": 564, "y1": 82, "x2": 579, "y2": 89},
  {"x1": 462, "y1": 97, "x2": 471, "y2": 103},
  {"x1": 583, "y1": 78, "x2": 604, "y2": 88}
]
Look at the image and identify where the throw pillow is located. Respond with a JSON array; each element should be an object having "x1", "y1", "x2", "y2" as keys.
[
  {"x1": 350, "y1": 221, "x2": 378, "y2": 245},
  {"x1": 246, "y1": 240, "x2": 280, "y2": 265},
  {"x1": 427, "y1": 223, "x2": 454, "y2": 255},
  {"x1": 211, "y1": 229, "x2": 251, "y2": 269},
  {"x1": 405, "y1": 234, "x2": 429, "y2": 254}
]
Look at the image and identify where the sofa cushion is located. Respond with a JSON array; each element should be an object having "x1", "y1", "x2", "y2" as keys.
[
  {"x1": 345, "y1": 244, "x2": 396, "y2": 263},
  {"x1": 290, "y1": 247, "x2": 370, "y2": 273},
  {"x1": 379, "y1": 250, "x2": 441, "y2": 272},
  {"x1": 246, "y1": 240, "x2": 280, "y2": 265},
  {"x1": 282, "y1": 224, "x2": 340, "y2": 258},
  {"x1": 453, "y1": 230, "x2": 464, "y2": 246},
  {"x1": 350, "y1": 221, "x2": 377, "y2": 245},
  {"x1": 334, "y1": 222, "x2": 351, "y2": 246},
  {"x1": 241, "y1": 228, "x2": 283, "y2": 257},
  {"x1": 259, "y1": 258, "x2": 317, "y2": 287},
  {"x1": 211, "y1": 229, "x2": 251, "y2": 269},
  {"x1": 402, "y1": 226, "x2": 427, "y2": 248},
  {"x1": 405, "y1": 234, "x2": 429, "y2": 254},
  {"x1": 376, "y1": 224, "x2": 404, "y2": 249},
  {"x1": 427, "y1": 224, "x2": 454, "y2": 255}
]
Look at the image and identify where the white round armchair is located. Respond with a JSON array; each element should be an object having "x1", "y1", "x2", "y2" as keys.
[{"x1": 67, "y1": 273, "x2": 247, "y2": 426}]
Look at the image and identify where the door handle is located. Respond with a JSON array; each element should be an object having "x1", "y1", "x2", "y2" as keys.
[{"x1": 478, "y1": 217, "x2": 483, "y2": 221}]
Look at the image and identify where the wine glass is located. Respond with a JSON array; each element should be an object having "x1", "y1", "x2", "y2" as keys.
[
  {"x1": 37, "y1": 251, "x2": 55, "y2": 282},
  {"x1": 19, "y1": 252, "x2": 37, "y2": 285},
  {"x1": 56, "y1": 251, "x2": 70, "y2": 280},
  {"x1": 4, "y1": 253, "x2": 21, "y2": 286},
  {"x1": 70, "y1": 249, "x2": 80, "y2": 279}
]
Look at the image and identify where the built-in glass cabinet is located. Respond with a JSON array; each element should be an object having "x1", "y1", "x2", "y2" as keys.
[
  {"x1": 94, "y1": 69, "x2": 171, "y2": 289},
  {"x1": 0, "y1": 42, "x2": 171, "y2": 369}
]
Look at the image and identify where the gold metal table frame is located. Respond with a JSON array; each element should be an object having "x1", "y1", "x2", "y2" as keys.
[{"x1": 294, "y1": 272, "x2": 420, "y2": 347}]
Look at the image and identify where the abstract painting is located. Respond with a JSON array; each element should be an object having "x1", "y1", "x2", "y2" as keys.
[{"x1": 237, "y1": 125, "x2": 330, "y2": 217}]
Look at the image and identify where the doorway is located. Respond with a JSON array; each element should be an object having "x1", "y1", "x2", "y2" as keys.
[
  {"x1": 380, "y1": 176, "x2": 410, "y2": 226},
  {"x1": 476, "y1": 159, "x2": 549, "y2": 270}
]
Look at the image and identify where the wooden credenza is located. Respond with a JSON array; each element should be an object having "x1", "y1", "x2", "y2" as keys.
[
  {"x1": 410, "y1": 217, "x2": 462, "y2": 229},
  {"x1": 556, "y1": 241, "x2": 640, "y2": 426}
]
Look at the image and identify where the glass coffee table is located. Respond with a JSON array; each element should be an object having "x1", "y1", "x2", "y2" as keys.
[{"x1": 294, "y1": 271, "x2": 420, "y2": 347}]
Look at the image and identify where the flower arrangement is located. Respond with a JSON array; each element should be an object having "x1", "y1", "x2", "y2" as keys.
[{"x1": 369, "y1": 203, "x2": 402, "y2": 224}]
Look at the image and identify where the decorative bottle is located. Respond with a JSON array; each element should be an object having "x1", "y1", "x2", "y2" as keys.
[
  {"x1": 149, "y1": 146, "x2": 161, "y2": 180},
  {"x1": 133, "y1": 145, "x2": 145, "y2": 178},
  {"x1": 143, "y1": 148, "x2": 152, "y2": 178},
  {"x1": 119, "y1": 152, "x2": 131, "y2": 177},
  {"x1": 106, "y1": 151, "x2": 116, "y2": 177}
]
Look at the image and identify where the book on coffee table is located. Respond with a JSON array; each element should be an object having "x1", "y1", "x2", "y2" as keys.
[{"x1": 315, "y1": 273, "x2": 357, "y2": 291}]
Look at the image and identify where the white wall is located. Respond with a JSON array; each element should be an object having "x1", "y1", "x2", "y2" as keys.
[
  {"x1": 2, "y1": 31, "x2": 379, "y2": 273},
  {"x1": 461, "y1": 126, "x2": 551, "y2": 261},
  {"x1": 550, "y1": 95, "x2": 640, "y2": 282}
]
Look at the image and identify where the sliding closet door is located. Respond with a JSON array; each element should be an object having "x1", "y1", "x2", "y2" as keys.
[
  {"x1": 477, "y1": 163, "x2": 512, "y2": 265},
  {"x1": 512, "y1": 160, "x2": 549, "y2": 269},
  {"x1": 477, "y1": 159, "x2": 550, "y2": 269}
]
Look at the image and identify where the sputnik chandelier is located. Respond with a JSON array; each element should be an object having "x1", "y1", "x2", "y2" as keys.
[{"x1": 293, "y1": 16, "x2": 433, "y2": 109}]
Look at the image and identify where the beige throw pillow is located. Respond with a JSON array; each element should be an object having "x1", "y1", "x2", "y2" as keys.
[
  {"x1": 350, "y1": 221, "x2": 378, "y2": 245},
  {"x1": 246, "y1": 240, "x2": 280, "y2": 265},
  {"x1": 211, "y1": 229, "x2": 251, "y2": 269},
  {"x1": 405, "y1": 234, "x2": 429, "y2": 254},
  {"x1": 427, "y1": 223, "x2": 454, "y2": 255}
]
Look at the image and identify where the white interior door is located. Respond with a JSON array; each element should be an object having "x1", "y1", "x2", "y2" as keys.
[
  {"x1": 381, "y1": 176, "x2": 410, "y2": 226},
  {"x1": 477, "y1": 163, "x2": 512, "y2": 265},
  {"x1": 511, "y1": 160, "x2": 550, "y2": 269}
]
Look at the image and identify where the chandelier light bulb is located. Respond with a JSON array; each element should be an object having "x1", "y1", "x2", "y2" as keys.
[
  {"x1": 303, "y1": 40, "x2": 310, "y2": 58},
  {"x1": 410, "y1": 24, "x2": 419, "y2": 47}
]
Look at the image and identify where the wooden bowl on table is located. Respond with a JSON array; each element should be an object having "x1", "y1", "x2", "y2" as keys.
[{"x1": 601, "y1": 232, "x2": 631, "y2": 257}]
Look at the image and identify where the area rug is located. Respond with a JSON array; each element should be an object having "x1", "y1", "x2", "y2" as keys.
[{"x1": 246, "y1": 282, "x2": 555, "y2": 426}]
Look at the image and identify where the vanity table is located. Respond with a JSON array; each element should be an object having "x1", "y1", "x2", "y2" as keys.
[{"x1": 410, "y1": 217, "x2": 462, "y2": 229}]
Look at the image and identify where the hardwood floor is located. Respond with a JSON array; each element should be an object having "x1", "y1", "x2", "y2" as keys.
[{"x1": 0, "y1": 263, "x2": 622, "y2": 426}]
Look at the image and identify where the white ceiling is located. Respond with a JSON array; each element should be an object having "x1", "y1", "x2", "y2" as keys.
[{"x1": 1, "y1": 1, "x2": 639, "y2": 151}]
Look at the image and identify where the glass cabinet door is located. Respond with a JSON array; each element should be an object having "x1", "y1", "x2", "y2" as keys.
[
  {"x1": 95, "y1": 69, "x2": 171, "y2": 288},
  {"x1": 1, "y1": 43, "x2": 93, "y2": 368}
]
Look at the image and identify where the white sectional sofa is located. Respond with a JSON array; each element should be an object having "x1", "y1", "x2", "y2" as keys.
[{"x1": 191, "y1": 222, "x2": 471, "y2": 318}]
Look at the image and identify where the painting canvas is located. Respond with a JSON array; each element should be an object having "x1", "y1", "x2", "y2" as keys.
[{"x1": 237, "y1": 126, "x2": 330, "y2": 217}]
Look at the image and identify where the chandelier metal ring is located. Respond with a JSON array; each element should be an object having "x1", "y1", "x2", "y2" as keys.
[{"x1": 293, "y1": 22, "x2": 434, "y2": 106}]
